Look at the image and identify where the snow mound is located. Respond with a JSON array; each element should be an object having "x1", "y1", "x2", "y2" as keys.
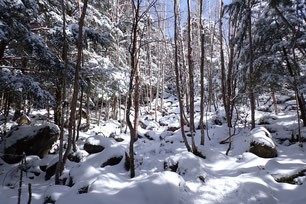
[
  {"x1": 249, "y1": 127, "x2": 275, "y2": 148},
  {"x1": 56, "y1": 171, "x2": 190, "y2": 204},
  {"x1": 85, "y1": 135, "x2": 116, "y2": 148},
  {"x1": 165, "y1": 152, "x2": 207, "y2": 179},
  {"x1": 44, "y1": 185, "x2": 71, "y2": 203}
]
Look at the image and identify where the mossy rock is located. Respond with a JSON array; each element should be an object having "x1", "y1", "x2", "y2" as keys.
[
  {"x1": 249, "y1": 141, "x2": 277, "y2": 158},
  {"x1": 275, "y1": 169, "x2": 306, "y2": 185}
]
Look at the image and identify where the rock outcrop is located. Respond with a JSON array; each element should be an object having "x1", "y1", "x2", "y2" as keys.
[{"x1": 2, "y1": 124, "x2": 60, "y2": 164}]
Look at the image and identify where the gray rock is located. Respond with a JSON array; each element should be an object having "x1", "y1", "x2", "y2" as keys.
[{"x1": 2, "y1": 124, "x2": 60, "y2": 164}]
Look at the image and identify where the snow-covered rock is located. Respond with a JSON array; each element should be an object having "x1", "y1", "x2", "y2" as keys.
[
  {"x1": 83, "y1": 135, "x2": 115, "y2": 154},
  {"x1": 68, "y1": 150, "x2": 89, "y2": 163},
  {"x1": 164, "y1": 152, "x2": 207, "y2": 179},
  {"x1": 56, "y1": 171, "x2": 190, "y2": 204},
  {"x1": 1, "y1": 123, "x2": 60, "y2": 163},
  {"x1": 248, "y1": 127, "x2": 277, "y2": 158}
]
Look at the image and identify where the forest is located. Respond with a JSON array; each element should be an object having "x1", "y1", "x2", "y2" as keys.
[{"x1": 0, "y1": 0, "x2": 305, "y2": 203}]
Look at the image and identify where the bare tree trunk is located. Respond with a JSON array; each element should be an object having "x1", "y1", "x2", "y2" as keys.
[
  {"x1": 105, "y1": 100, "x2": 110, "y2": 121},
  {"x1": 55, "y1": 0, "x2": 69, "y2": 184},
  {"x1": 161, "y1": 61, "x2": 165, "y2": 112},
  {"x1": 112, "y1": 96, "x2": 118, "y2": 120},
  {"x1": 174, "y1": 0, "x2": 191, "y2": 152},
  {"x1": 72, "y1": 112, "x2": 77, "y2": 152},
  {"x1": 95, "y1": 98, "x2": 99, "y2": 119},
  {"x1": 61, "y1": 0, "x2": 88, "y2": 172},
  {"x1": 155, "y1": 41, "x2": 161, "y2": 121},
  {"x1": 126, "y1": 0, "x2": 142, "y2": 178},
  {"x1": 98, "y1": 93, "x2": 103, "y2": 126},
  {"x1": 54, "y1": 87, "x2": 62, "y2": 126},
  {"x1": 119, "y1": 94, "x2": 122, "y2": 127},
  {"x1": 160, "y1": 1, "x2": 167, "y2": 111},
  {"x1": 294, "y1": 91, "x2": 302, "y2": 144},
  {"x1": 3, "y1": 93, "x2": 10, "y2": 135},
  {"x1": 123, "y1": 92, "x2": 128, "y2": 133},
  {"x1": 272, "y1": 91, "x2": 278, "y2": 115},
  {"x1": 187, "y1": 0, "x2": 197, "y2": 153},
  {"x1": 219, "y1": 0, "x2": 227, "y2": 121},
  {"x1": 225, "y1": 5, "x2": 239, "y2": 155},
  {"x1": 176, "y1": 0, "x2": 189, "y2": 115},
  {"x1": 199, "y1": 0, "x2": 205, "y2": 146},
  {"x1": 86, "y1": 80, "x2": 90, "y2": 130},
  {"x1": 248, "y1": 0, "x2": 256, "y2": 130},
  {"x1": 76, "y1": 88, "x2": 84, "y2": 144},
  {"x1": 298, "y1": 94, "x2": 306, "y2": 127},
  {"x1": 146, "y1": 18, "x2": 153, "y2": 111}
]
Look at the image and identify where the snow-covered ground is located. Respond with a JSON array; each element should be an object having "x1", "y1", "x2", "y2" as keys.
[{"x1": 0, "y1": 94, "x2": 305, "y2": 204}]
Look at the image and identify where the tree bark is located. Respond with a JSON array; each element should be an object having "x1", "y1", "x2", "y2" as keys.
[
  {"x1": 112, "y1": 96, "x2": 118, "y2": 120},
  {"x1": 272, "y1": 91, "x2": 278, "y2": 115},
  {"x1": 187, "y1": 0, "x2": 197, "y2": 153},
  {"x1": 98, "y1": 93, "x2": 104, "y2": 126},
  {"x1": 199, "y1": 0, "x2": 205, "y2": 146},
  {"x1": 248, "y1": 0, "x2": 256, "y2": 130},
  {"x1": 176, "y1": 0, "x2": 189, "y2": 116},
  {"x1": 146, "y1": 17, "x2": 153, "y2": 111},
  {"x1": 174, "y1": 0, "x2": 191, "y2": 152},
  {"x1": 54, "y1": 87, "x2": 62, "y2": 126},
  {"x1": 86, "y1": 80, "x2": 90, "y2": 131},
  {"x1": 95, "y1": 98, "x2": 99, "y2": 119},
  {"x1": 104, "y1": 100, "x2": 109, "y2": 121},
  {"x1": 55, "y1": 0, "x2": 68, "y2": 184},
  {"x1": 126, "y1": 0, "x2": 142, "y2": 178},
  {"x1": 76, "y1": 88, "x2": 84, "y2": 143},
  {"x1": 62, "y1": 0, "x2": 88, "y2": 172}
]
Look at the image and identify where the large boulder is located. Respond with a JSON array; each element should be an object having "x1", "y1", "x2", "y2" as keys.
[
  {"x1": 248, "y1": 127, "x2": 277, "y2": 158},
  {"x1": 1, "y1": 124, "x2": 60, "y2": 164}
]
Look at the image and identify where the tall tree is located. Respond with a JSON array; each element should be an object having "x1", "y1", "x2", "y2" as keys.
[
  {"x1": 248, "y1": 0, "x2": 256, "y2": 130},
  {"x1": 61, "y1": 0, "x2": 89, "y2": 175},
  {"x1": 174, "y1": 0, "x2": 191, "y2": 152},
  {"x1": 126, "y1": 0, "x2": 141, "y2": 179},
  {"x1": 199, "y1": 0, "x2": 205, "y2": 146},
  {"x1": 187, "y1": 0, "x2": 197, "y2": 153},
  {"x1": 55, "y1": 0, "x2": 68, "y2": 185},
  {"x1": 126, "y1": 0, "x2": 157, "y2": 178}
]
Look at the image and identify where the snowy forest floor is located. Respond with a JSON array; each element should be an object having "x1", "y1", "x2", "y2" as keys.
[{"x1": 0, "y1": 93, "x2": 306, "y2": 204}]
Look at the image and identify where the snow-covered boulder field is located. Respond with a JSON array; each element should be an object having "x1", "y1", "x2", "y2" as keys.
[
  {"x1": 248, "y1": 127, "x2": 277, "y2": 158},
  {"x1": 1, "y1": 123, "x2": 60, "y2": 163},
  {"x1": 44, "y1": 171, "x2": 190, "y2": 204}
]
